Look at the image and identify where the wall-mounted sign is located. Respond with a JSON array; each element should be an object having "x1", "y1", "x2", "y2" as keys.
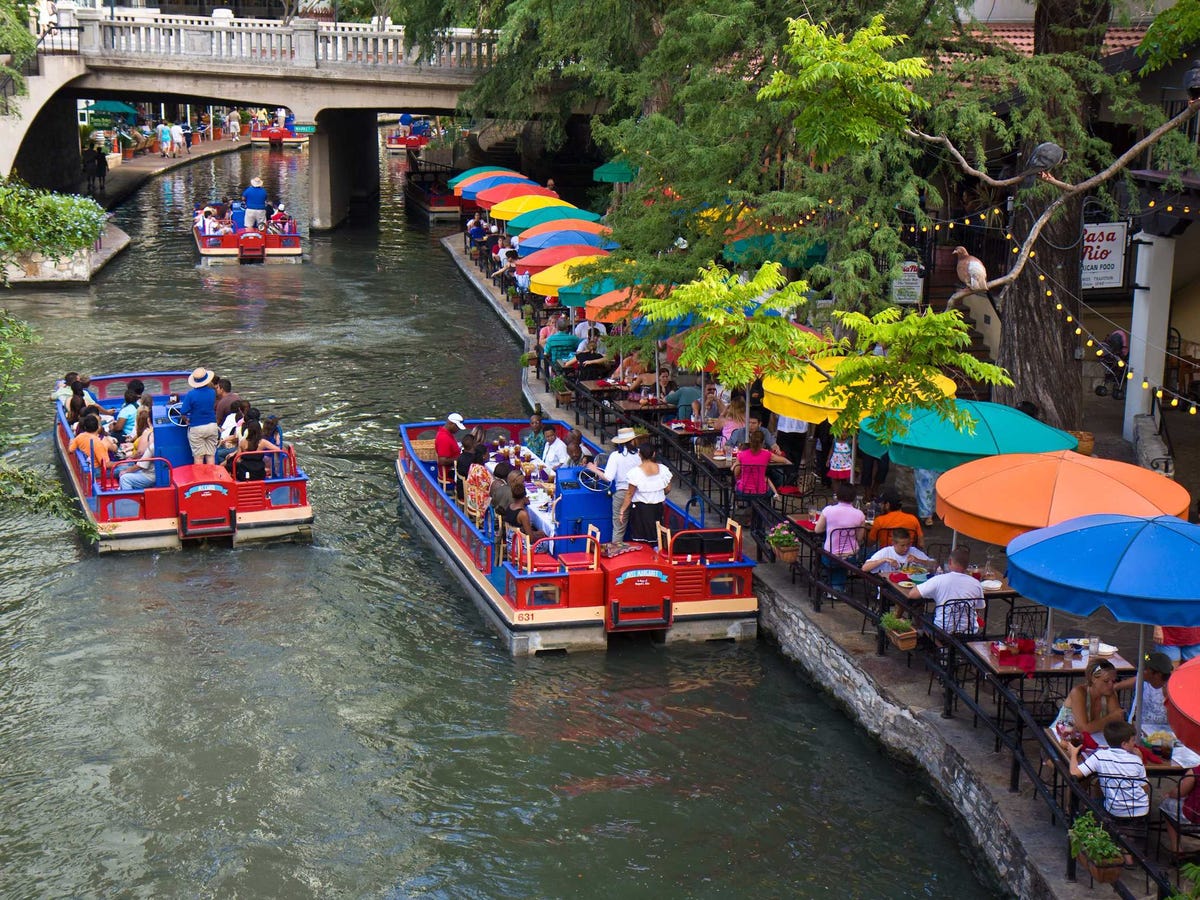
[
  {"x1": 1081, "y1": 223, "x2": 1127, "y2": 290},
  {"x1": 891, "y1": 260, "x2": 924, "y2": 305},
  {"x1": 293, "y1": 124, "x2": 317, "y2": 134}
]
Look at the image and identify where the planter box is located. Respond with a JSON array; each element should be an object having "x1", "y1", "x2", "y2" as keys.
[
  {"x1": 772, "y1": 545, "x2": 799, "y2": 565},
  {"x1": 1077, "y1": 853, "x2": 1122, "y2": 884},
  {"x1": 887, "y1": 628, "x2": 919, "y2": 652}
]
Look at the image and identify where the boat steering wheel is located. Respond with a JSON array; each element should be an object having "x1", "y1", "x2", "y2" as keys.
[
  {"x1": 166, "y1": 403, "x2": 187, "y2": 427},
  {"x1": 578, "y1": 467, "x2": 608, "y2": 493}
]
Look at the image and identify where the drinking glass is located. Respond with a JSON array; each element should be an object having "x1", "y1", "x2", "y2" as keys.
[{"x1": 1088, "y1": 635, "x2": 1100, "y2": 656}]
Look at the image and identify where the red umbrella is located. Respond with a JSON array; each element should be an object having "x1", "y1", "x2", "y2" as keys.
[
  {"x1": 515, "y1": 245, "x2": 609, "y2": 277},
  {"x1": 475, "y1": 183, "x2": 559, "y2": 210},
  {"x1": 1167, "y1": 658, "x2": 1200, "y2": 751}
]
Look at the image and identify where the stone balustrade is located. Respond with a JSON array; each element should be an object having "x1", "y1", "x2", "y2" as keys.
[{"x1": 72, "y1": 8, "x2": 495, "y2": 70}]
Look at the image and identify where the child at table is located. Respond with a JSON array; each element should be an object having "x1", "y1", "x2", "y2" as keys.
[
  {"x1": 1066, "y1": 720, "x2": 1149, "y2": 862},
  {"x1": 861, "y1": 528, "x2": 934, "y2": 576}
]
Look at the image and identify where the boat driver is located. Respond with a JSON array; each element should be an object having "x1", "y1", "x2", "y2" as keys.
[{"x1": 179, "y1": 367, "x2": 220, "y2": 465}]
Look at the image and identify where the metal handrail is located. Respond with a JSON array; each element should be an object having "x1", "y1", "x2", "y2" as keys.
[{"x1": 0, "y1": 24, "x2": 80, "y2": 114}]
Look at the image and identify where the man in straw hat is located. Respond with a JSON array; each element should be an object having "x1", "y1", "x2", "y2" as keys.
[
  {"x1": 179, "y1": 367, "x2": 220, "y2": 465},
  {"x1": 584, "y1": 427, "x2": 641, "y2": 543},
  {"x1": 242, "y1": 176, "x2": 268, "y2": 230}
]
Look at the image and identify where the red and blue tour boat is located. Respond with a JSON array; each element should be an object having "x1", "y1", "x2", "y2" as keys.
[
  {"x1": 394, "y1": 418, "x2": 758, "y2": 655},
  {"x1": 192, "y1": 212, "x2": 303, "y2": 264},
  {"x1": 248, "y1": 124, "x2": 309, "y2": 148},
  {"x1": 56, "y1": 372, "x2": 314, "y2": 552}
]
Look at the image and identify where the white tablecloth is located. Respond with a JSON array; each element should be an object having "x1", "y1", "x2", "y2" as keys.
[{"x1": 487, "y1": 454, "x2": 556, "y2": 537}]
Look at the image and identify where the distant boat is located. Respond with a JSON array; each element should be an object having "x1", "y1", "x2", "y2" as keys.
[
  {"x1": 56, "y1": 371, "x2": 314, "y2": 552},
  {"x1": 394, "y1": 418, "x2": 759, "y2": 655},
  {"x1": 249, "y1": 125, "x2": 309, "y2": 148},
  {"x1": 404, "y1": 161, "x2": 474, "y2": 221}
]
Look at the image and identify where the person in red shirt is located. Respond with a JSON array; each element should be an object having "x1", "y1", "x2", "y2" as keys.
[
  {"x1": 434, "y1": 413, "x2": 464, "y2": 485},
  {"x1": 1158, "y1": 626, "x2": 1200, "y2": 664}
]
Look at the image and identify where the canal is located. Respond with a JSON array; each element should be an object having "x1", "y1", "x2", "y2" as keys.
[{"x1": 0, "y1": 145, "x2": 999, "y2": 898}]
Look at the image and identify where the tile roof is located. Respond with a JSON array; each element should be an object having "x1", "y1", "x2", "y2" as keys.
[{"x1": 969, "y1": 23, "x2": 1149, "y2": 57}]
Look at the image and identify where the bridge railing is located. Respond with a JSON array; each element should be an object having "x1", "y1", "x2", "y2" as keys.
[{"x1": 74, "y1": 9, "x2": 495, "y2": 70}]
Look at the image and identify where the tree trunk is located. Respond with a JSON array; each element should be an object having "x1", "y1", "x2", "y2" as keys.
[{"x1": 993, "y1": 0, "x2": 1111, "y2": 431}]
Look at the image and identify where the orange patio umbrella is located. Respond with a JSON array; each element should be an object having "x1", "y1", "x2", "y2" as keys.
[
  {"x1": 585, "y1": 288, "x2": 643, "y2": 324},
  {"x1": 515, "y1": 244, "x2": 609, "y2": 277},
  {"x1": 936, "y1": 450, "x2": 1192, "y2": 547},
  {"x1": 519, "y1": 218, "x2": 613, "y2": 240},
  {"x1": 489, "y1": 195, "x2": 574, "y2": 221}
]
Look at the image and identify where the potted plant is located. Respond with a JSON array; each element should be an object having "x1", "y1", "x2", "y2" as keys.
[
  {"x1": 519, "y1": 351, "x2": 536, "y2": 369},
  {"x1": 880, "y1": 611, "x2": 919, "y2": 651},
  {"x1": 766, "y1": 522, "x2": 800, "y2": 565},
  {"x1": 549, "y1": 374, "x2": 573, "y2": 406},
  {"x1": 1068, "y1": 812, "x2": 1124, "y2": 884}
]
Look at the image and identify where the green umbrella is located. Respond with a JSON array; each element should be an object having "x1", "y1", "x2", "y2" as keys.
[
  {"x1": 858, "y1": 400, "x2": 1078, "y2": 471},
  {"x1": 84, "y1": 100, "x2": 140, "y2": 116},
  {"x1": 558, "y1": 277, "x2": 618, "y2": 308},
  {"x1": 447, "y1": 165, "x2": 519, "y2": 189},
  {"x1": 509, "y1": 206, "x2": 602, "y2": 235},
  {"x1": 593, "y1": 160, "x2": 635, "y2": 183},
  {"x1": 725, "y1": 236, "x2": 827, "y2": 269}
]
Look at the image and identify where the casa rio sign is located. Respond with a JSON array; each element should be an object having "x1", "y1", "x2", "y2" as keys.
[{"x1": 1081, "y1": 223, "x2": 1127, "y2": 290}]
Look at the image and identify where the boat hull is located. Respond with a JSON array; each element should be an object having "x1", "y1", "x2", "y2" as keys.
[
  {"x1": 193, "y1": 225, "x2": 303, "y2": 264},
  {"x1": 395, "y1": 420, "x2": 757, "y2": 655}
]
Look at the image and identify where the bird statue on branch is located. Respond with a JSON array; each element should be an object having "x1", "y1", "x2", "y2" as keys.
[{"x1": 953, "y1": 245, "x2": 989, "y2": 295}]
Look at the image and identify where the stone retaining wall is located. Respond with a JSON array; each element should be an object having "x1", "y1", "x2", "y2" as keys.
[{"x1": 758, "y1": 580, "x2": 1050, "y2": 899}]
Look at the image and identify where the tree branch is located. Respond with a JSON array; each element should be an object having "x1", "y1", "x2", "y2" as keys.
[{"x1": 931, "y1": 98, "x2": 1200, "y2": 305}]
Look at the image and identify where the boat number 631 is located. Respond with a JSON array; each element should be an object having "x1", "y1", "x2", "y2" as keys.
[{"x1": 516, "y1": 612, "x2": 536, "y2": 622}]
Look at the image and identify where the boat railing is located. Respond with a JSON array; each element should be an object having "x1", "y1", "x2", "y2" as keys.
[
  {"x1": 399, "y1": 432, "x2": 495, "y2": 572},
  {"x1": 517, "y1": 531, "x2": 600, "y2": 574},
  {"x1": 656, "y1": 519, "x2": 744, "y2": 562},
  {"x1": 86, "y1": 372, "x2": 191, "y2": 402},
  {"x1": 228, "y1": 447, "x2": 299, "y2": 480}
]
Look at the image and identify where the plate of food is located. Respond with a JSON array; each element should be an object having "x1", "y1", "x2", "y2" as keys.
[
  {"x1": 980, "y1": 579, "x2": 1003, "y2": 591},
  {"x1": 897, "y1": 580, "x2": 916, "y2": 589},
  {"x1": 1098, "y1": 642, "x2": 1118, "y2": 657}
]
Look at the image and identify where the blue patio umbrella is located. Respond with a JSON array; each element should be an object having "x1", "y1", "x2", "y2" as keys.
[
  {"x1": 517, "y1": 229, "x2": 618, "y2": 256},
  {"x1": 858, "y1": 400, "x2": 1078, "y2": 471},
  {"x1": 1007, "y1": 514, "x2": 1200, "y2": 626},
  {"x1": 459, "y1": 174, "x2": 538, "y2": 200}
]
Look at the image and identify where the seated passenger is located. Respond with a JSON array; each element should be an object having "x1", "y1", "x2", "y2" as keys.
[
  {"x1": 454, "y1": 434, "x2": 478, "y2": 499},
  {"x1": 270, "y1": 203, "x2": 288, "y2": 222},
  {"x1": 489, "y1": 461, "x2": 515, "y2": 511},
  {"x1": 68, "y1": 414, "x2": 117, "y2": 469},
  {"x1": 216, "y1": 399, "x2": 249, "y2": 465},
  {"x1": 119, "y1": 409, "x2": 157, "y2": 490},
  {"x1": 227, "y1": 420, "x2": 280, "y2": 481},
  {"x1": 464, "y1": 446, "x2": 492, "y2": 514},
  {"x1": 202, "y1": 209, "x2": 231, "y2": 236},
  {"x1": 52, "y1": 371, "x2": 81, "y2": 406},
  {"x1": 109, "y1": 389, "x2": 140, "y2": 443},
  {"x1": 565, "y1": 439, "x2": 592, "y2": 467},
  {"x1": 501, "y1": 483, "x2": 544, "y2": 540},
  {"x1": 523, "y1": 412, "x2": 546, "y2": 458},
  {"x1": 540, "y1": 426, "x2": 570, "y2": 471}
]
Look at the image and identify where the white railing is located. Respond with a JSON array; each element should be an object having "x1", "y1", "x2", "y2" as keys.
[{"x1": 76, "y1": 9, "x2": 494, "y2": 69}]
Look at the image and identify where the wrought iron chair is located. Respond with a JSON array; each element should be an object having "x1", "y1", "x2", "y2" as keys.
[{"x1": 1005, "y1": 604, "x2": 1049, "y2": 641}]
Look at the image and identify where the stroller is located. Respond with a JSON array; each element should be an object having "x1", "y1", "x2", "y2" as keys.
[{"x1": 1094, "y1": 329, "x2": 1128, "y2": 400}]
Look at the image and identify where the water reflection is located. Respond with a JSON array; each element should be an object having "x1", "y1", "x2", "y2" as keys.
[{"x1": 0, "y1": 142, "x2": 998, "y2": 898}]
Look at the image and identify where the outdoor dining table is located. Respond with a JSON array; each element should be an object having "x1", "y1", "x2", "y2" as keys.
[
  {"x1": 966, "y1": 641, "x2": 1137, "y2": 752},
  {"x1": 486, "y1": 453, "x2": 557, "y2": 536},
  {"x1": 615, "y1": 399, "x2": 677, "y2": 419}
]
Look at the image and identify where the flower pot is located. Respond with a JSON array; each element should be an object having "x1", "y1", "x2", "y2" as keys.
[
  {"x1": 1068, "y1": 430, "x2": 1094, "y2": 456},
  {"x1": 772, "y1": 545, "x2": 799, "y2": 565},
  {"x1": 1078, "y1": 853, "x2": 1123, "y2": 884},
  {"x1": 122, "y1": 147, "x2": 134, "y2": 160},
  {"x1": 887, "y1": 627, "x2": 919, "y2": 652}
]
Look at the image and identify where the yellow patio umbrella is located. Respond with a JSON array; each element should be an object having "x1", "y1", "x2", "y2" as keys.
[
  {"x1": 489, "y1": 195, "x2": 574, "y2": 221},
  {"x1": 762, "y1": 356, "x2": 957, "y2": 424},
  {"x1": 529, "y1": 256, "x2": 603, "y2": 298}
]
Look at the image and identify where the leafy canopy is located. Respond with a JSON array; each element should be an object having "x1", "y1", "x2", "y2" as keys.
[{"x1": 757, "y1": 15, "x2": 931, "y2": 165}]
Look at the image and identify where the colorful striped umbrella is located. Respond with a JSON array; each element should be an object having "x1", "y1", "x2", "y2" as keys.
[
  {"x1": 528, "y1": 256, "x2": 604, "y2": 298},
  {"x1": 517, "y1": 218, "x2": 613, "y2": 240},
  {"x1": 515, "y1": 245, "x2": 609, "y2": 277},
  {"x1": 516, "y1": 229, "x2": 618, "y2": 255},
  {"x1": 456, "y1": 174, "x2": 537, "y2": 198},
  {"x1": 508, "y1": 206, "x2": 603, "y2": 234},
  {"x1": 475, "y1": 183, "x2": 559, "y2": 209},
  {"x1": 489, "y1": 195, "x2": 574, "y2": 222},
  {"x1": 447, "y1": 166, "x2": 519, "y2": 189}
]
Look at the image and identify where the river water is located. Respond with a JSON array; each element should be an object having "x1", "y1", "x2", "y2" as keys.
[{"x1": 0, "y1": 147, "x2": 998, "y2": 898}]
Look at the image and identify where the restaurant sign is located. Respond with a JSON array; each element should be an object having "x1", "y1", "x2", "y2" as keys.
[
  {"x1": 890, "y1": 261, "x2": 924, "y2": 305},
  {"x1": 1081, "y1": 223, "x2": 1127, "y2": 290}
]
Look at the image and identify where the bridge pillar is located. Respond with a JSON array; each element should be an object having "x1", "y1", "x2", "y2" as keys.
[{"x1": 309, "y1": 109, "x2": 380, "y2": 230}]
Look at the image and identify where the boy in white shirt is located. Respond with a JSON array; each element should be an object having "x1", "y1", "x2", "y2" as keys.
[{"x1": 861, "y1": 528, "x2": 934, "y2": 576}]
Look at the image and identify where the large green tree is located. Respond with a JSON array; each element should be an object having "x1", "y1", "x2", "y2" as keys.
[{"x1": 411, "y1": 0, "x2": 1200, "y2": 431}]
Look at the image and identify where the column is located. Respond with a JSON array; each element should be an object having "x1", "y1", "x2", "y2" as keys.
[
  {"x1": 1123, "y1": 231, "x2": 1176, "y2": 441},
  {"x1": 349, "y1": 110, "x2": 379, "y2": 202},
  {"x1": 308, "y1": 111, "x2": 350, "y2": 230}
]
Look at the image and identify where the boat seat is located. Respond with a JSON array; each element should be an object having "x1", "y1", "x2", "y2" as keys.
[{"x1": 556, "y1": 552, "x2": 593, "y2": 569}]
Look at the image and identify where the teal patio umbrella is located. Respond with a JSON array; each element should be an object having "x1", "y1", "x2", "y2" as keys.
[
  {"x1": 593, "y1": 160, "x2": 635, "y2": 183},
  {"x1": 859, "y1": 400, "x2": 1078, "y2": 472},
  {"x1": 509, "y1": 206, "x2": 602, "y2": 235},
  {"x1": 558, "y1": 276, "x2": 618, "y2": 308},
  {"x1": 84, "y1": 100, "x2": 140, "y2": 116}
]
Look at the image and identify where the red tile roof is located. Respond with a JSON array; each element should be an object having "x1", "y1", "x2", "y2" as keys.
[{"x1": 968, "y1": 23, "x2": 1149, "y2": 57}]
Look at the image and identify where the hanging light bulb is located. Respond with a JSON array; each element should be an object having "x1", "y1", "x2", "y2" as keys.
[
  {"x1": 1191, "y1": 405, "x2": 1197, "y2": 415},
  {"x1": 1117, "y1": 359, "x2": 1126, "y2": 368},
  {"x1": 1085, "y1": 339, "x2": 1094, "y2": 347},
  {"x1": 1142, "y1": 379, "x2": 1150, "y2": 390},
  {"x1": 1096, "y1": 348, "x2": 1105, "y2": 357},
  {"x1": 1075, "y1": 327, "x2": 1083, "y2": 335},
  {"x1": 1155, "y1": 389, "x2": 1163, "y2": 399},
  {"x1": 1172, "y1": 397, "x2": 1180, "y2": 407}
]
